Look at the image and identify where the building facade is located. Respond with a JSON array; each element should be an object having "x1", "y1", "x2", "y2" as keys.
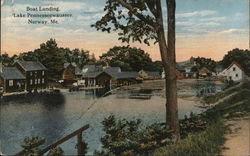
[
  {"x1": 0, "y1": 67, "x2": 26, "y2": 93},
  {"x1": 219, "y1": 62, "x2": 246, "y2": 82},
  {"x1": 15, "y1": 61, "x2": 48, "y2": 91}
]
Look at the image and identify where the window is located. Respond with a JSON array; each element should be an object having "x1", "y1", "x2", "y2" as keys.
[
  {"x1": 35, "y1": 79, "x2": 37, "y2": 84},
  {"x1": 42, "y1": 71, "x2": 45, "y2": 76},
  {"x1": 42, "y1": 78, "x2": 45, "y2": 84},
  {"x1": 30, "y1": 79, "x2": 33, "y2": 85},
  {"x1": 30, "y1": 72, "x2": 33, "y2": 76},
  {"x1": 236, "y1": 74, "x2": 238, "y2": 77},
  {"x1": 38, "y1": 79, "x2": 40, "y2": 84},
  {"x1": 9, "y1": 80, "x2": 13, "y2": 86},
  {"x1": 233, "y1": 67, "x2": 236, "y2": 71}
]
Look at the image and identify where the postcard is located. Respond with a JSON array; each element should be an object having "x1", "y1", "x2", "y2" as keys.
[{"x1": 0, "y1": 0, "x2": 249, "y2": 155}]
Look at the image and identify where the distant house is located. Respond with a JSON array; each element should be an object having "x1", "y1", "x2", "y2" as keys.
[
  {"x1": 103, "y1": 67, "x2": 121, "y2": 74},
  {"x1": 62, "y1": 63, "x2": 82, "y2": 80},
  {"x1": 161, "y1": 64, "x2": 186, "y2": 80},
  {"x1": 139, "y1": 70, "x2": 161, "y2": 80},
  {"x1": 82, "y1": 65, "x2": 140, "y2": 87},
  {"x1": 213, "y1": 66, "x2": 223, "y2": 76},
  {"x1": 15, "y1": 61, "x2": 47, "y2": 91},
  {"x1": 0, "y1": 67, "x2": 26, "y2": 93},
  {"x1": 113, "y1": 72, "x2": 140, "y2": 85},
  {"x1": 184, "y1": 67, "x2": 195, "y2": 78},
  {"x1": 198, "y1": 67, "x2": 212, "y2": 78},
  {"x1": 219, "y1": 62, "x2": 246, "y2": 81},
  {"x1": 82, "y1": 71, "x2": 112, "y2": 88},
  {"x1": 82, "y1": 64, "x2": 103, "y2": 74}
]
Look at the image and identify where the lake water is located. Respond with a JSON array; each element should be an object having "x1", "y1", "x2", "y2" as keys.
[{"x1": 0, "y1": 81, "x2": 223, "y2": 155}]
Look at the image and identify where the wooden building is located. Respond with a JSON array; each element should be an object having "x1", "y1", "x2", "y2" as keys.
[
  {"x1": 63, "y1": 63, "x2": 82, "y2": 79},
  {"x1": 0, "y1": 67, "x2": 26, "y2": 93},
  {"x1": 138, "y1": 70, "x2": 161, "y2": 80},
  {"x1": 218, "y1": 62, "x2": 246, "y2": 82},
  {"x1": 113, "y1": 72, "x2": 141, "y2": 85},
  {"x1": 15, "y1": 61, "x2": 48, "y2": 92},
  {"x1": 199, "y1": 67, "x2": 212, "y2": 78},
  {"x1": 82, "y1": 71, "x2": 112, "y2": 88}
]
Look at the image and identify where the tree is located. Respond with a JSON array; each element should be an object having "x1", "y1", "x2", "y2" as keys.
[
  {"x1": 221, "y1": 48, "x2": 250, "y2": 73},
  {"x1": 98, "y1": 46, "x2": 156, "y2": 71},
  {"x1": 92, "y1": 0, "x2": 179, "y2": 140},
  {"x1": 194, "y1": 57, "x2": 216, "y2": 72}
]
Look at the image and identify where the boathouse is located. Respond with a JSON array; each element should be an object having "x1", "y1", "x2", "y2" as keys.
[
  {"x1": 0, "y1": 67, "x2": 26, "y2": 93},
  {"x1": 82, "y1": 71, "x2": 112, "y2": 88}
]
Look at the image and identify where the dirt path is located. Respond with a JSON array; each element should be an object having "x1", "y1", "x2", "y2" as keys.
[{"x1": 222, "y1": 117, "x2": 250, "y2": 156}]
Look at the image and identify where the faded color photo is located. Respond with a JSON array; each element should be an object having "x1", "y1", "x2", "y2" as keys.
[{"x1": 0, "y1": 0, "x2": 249, "y2": 155}]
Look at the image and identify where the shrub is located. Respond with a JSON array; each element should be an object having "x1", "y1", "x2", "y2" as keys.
[
  {"x1": 47, "y1": 147, "x2": 64, "y2": 156},
  {"x1": 95, "y1": 115, "x2": 173, "y2": 156},
  {"x1": 153, "y1": 121, "x2": 227, "y2": 156},
  {"x1": 21, "y1": 137, "x2": 43, "y2": 156}
]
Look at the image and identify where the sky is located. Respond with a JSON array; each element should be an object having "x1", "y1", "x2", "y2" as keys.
[{"x1": 1, "y1": 0, "x2": 249, "y2": 61}]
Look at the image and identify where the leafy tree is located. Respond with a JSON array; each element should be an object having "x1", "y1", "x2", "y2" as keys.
[
  {"x1": 8, "y1": 39, "x2": 95, "y2": 80},
  {"x1": 194, "y1": 57, "x2": 216, "y2": 72},
  {"x1": 92, "y1": 0, "x2": 180, "y2": 139},
  {"x1": 99, "y1": 46, "x2": 155, "y2": 71},
  {"x1": 221, "y1": 48, "x2": 250, "y2": 73}
]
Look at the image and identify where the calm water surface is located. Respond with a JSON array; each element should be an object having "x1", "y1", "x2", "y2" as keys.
[{"x1": 0, "y1": 81, "x2": 223, "y2": 155}]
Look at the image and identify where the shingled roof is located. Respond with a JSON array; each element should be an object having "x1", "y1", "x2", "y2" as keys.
[
  {"x1": 145, "y1": 71, "x2": 160, "y2": 77},
  {"x1": 113, "y1": 72, "x2": 139, "y2": 79},
  {"x1": 82, "y1": 71, "x2": 107, "y2": 78},
  {"x1": 64, "y1": 62, "x2": 83, "y2": 76},
  {"x1": 0, "y1": 67, "x2": 25, "y2": 80},
  {"x1": 17, "y1": 61, "x2": 47, "y2": 71}
]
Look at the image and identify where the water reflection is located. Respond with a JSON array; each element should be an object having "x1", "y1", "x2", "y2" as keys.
[{"x1": 0, "y1": 82, "x2": 219, "y2": 155}]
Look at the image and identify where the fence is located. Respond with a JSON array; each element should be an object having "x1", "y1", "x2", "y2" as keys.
[{"x1": 15, "y1": 124, "x2": 90, "y2": 156}]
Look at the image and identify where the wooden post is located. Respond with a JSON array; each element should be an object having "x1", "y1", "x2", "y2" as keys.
[{"x1": 77, "y1": 132, "x2": 83, "y2": 156}]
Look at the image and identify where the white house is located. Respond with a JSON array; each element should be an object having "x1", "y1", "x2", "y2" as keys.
[{"x1": 219, "y1": 62, "x2": 246, "y2": 81}]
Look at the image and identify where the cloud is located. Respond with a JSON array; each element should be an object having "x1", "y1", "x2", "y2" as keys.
[
  {"x1": 217, "y1": 28, "x2": 248, "y2": 34},
  {"x1": 177, "y1": 21, "x2": 220, "y2": 27},
  {"x1": 176, "y1": 10, "x2": 217, "y2": 18}
]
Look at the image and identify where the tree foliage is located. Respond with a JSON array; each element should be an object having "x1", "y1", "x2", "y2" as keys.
[
  {"x1": 94, "y1": 115, "x2": 173, "y2": 156},
  {"x1": 194, "y1": 57, "x2": 217, "y2": 72},
  {"x1": 91, "y1": 0, "x2": 158, "y2": 46},
  {"x1": 97, "y1": 46, "x2": 162, "y2": 72},
  {"x1": 0, "y1": 39, "x2": 95, "y2": 80},
  {"x1": 221, "y1": 48, "x2": 250, "y2": 73}
]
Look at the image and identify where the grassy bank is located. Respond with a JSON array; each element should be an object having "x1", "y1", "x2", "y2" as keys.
[{"x1": 153, "y1": 80, "x2": 250, "y2": 156}]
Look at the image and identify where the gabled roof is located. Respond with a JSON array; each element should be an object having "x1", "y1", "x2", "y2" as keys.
[
  {"x1": 199, "y1": 67, "x2": 211, "y2": 74},
  {"x1": 75, "y1": 67, "x2": 83, "y2": 76},
  {"x1": 82, "y1": 65, "x2": 103, "y2": 73},
  {"x1": 64, "y1": 62, "x2": 82, "y2": 75},
  {"x1": 104, "y1": 67, "x2": 121, "y2": 73},
  {"x1": 82, "y1": 71, "x2": 111, "y2": 78},
  {"x1": 176, "y1": 64, "x2": 185, "y2": 72},
  {"x1": 0, "y1": 67, "x2": 26, "y2": 80},
  {"x1": 64, "y1": 62, "x2": 77, "y2": 69},
  {"x1": 226, "y1": 61, "x2": 245, "y2": 72},
  {"x1": 145, "y1": 71, "x2": 160, "y2": 77},
  {"x1": 17, "y1": 61, "x2": 47, "y2": 71},
  {"x1": 113, "y1": 72, "x2": 139, "y2": 79},
  {"x1": 214, "y1": 66, "x2": 223, "y2": 72}
]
